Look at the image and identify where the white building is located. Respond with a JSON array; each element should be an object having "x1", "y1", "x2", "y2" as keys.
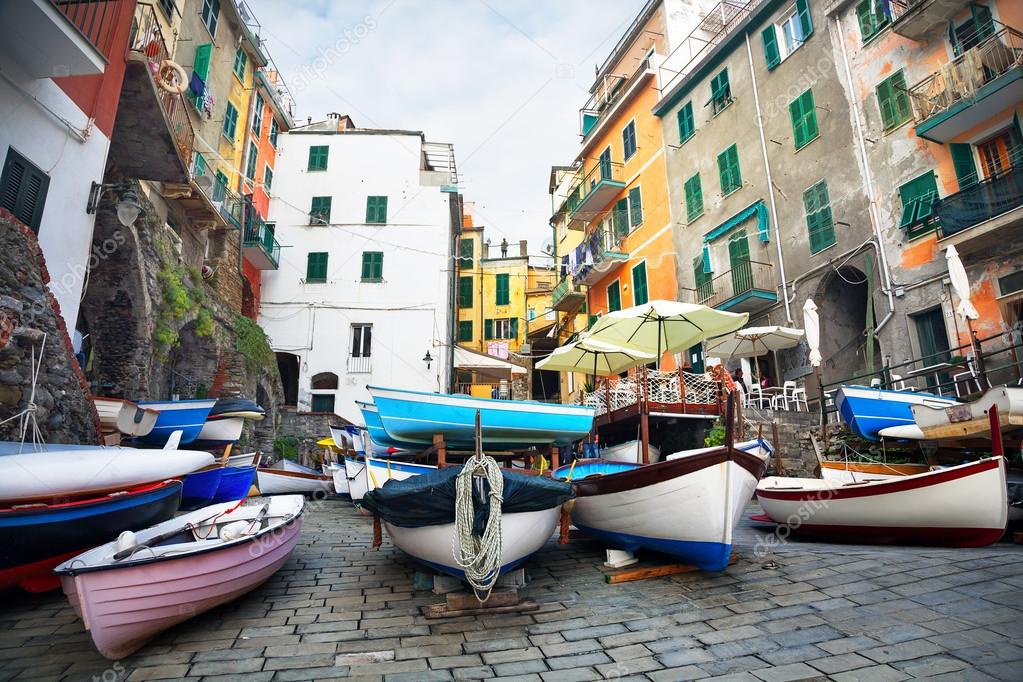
[{"x1": 261, "y1": 114, "x2": 459, "y2": 423}]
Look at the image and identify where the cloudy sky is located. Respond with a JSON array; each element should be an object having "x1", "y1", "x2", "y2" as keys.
[{"x1": 246, "y1": 0, "x2": 643, "y2": 251}]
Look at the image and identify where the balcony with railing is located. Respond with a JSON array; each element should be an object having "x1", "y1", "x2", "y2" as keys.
[
  {"x1": 107, "y1": 2, "x2": 194, "y2": 184},
  {"x1": 937, "y1": 164, "x2": 1023, "y2": 255},
  {"x1": 907, "y1": 23, "x2": 1023, "y2": 143},
  {"x1": 571, "y1": 227, "x2": 629, "y2": 286},
  {"x1": 567, "y1": 161, "x2": 625, "y2": 229},
  {"x1": 347, "y1": 356, "x2": 372, "y2": 374},
  {"x1": 551, "y1": 275, "x2": 586, "y2": 313},
  {"x1": 242, "y1": 214, "x2": 281, "y2": 270},
  {"x1": 697, "y1": 260, "x2": 777, "y2": 313},
  {"x1": 0, "y1": 0, "x2": 111, "y2": 78},
  {"x1": 889, "y1": 0, "x2": 969, "y2": 42},
  {"x1": 581, "y1": 369, "x2": 723, "y2": 426},
  {"x1": 579, "y1": 56, "x2": 655, "y2": 141}
]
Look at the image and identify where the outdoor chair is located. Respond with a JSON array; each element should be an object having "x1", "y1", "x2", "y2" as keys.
[{"x1": 747, "y1": 384, "x2": 770, "y2": 409}]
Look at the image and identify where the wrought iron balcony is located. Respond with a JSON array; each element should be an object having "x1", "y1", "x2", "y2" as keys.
[
  {"x1": 907, "y1": 24, "x2": 1023, "y2": 143},
  {"x1": 0, "y1": 0, "x2": 110, "y2": 77},
  {"x1": 551, "y1": 275, "x2": 586, "y2": 313},
  {"x1": 242, "y1": 215, "x2": 281, "y2": 270},
  {"x1": 567, "y1": 161, "x2": 625, "y2": 229},
  {"x1": 579, "y1": 56, "x2": 654, "y2": 140},
  {"x1": 697, "y1": 260, "x2": 777, "y2": 313},
  {"x1": 889, "y1": 0, "x2": 969, "y2": 42},
  {"x1": 936, "y1": 164, "x2": 1023, "y2": 254}
]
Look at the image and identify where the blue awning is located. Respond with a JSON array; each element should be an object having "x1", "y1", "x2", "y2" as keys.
[{"x1": 702, "y1": 200, "x2": 770, "y2": 273}]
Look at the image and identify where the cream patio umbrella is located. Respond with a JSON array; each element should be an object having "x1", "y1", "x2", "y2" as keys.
[
  {"x1": 803, "y1": 298, "x2": 822, "y2": 369},
  {"x1": 536, "y1": 337, "x2": 656, "y2": 377},
  {"x1": 945, "y1": 245, "x2": 979, "y2": 322},
  {"x1": 703, "y1": 326, "x2": 805, "y2": 360},
  {"x1": 586, "y1": 300, "x2": 749, "y2": 365}
]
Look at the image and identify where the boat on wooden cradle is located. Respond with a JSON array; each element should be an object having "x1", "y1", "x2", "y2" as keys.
[
  {"x1": 368, "y1": 386, "x2": 595, "y2": 449},
  {"x1": 666, "y1": 438, "x2": 773, "y2": 464},
  {"x1": 256, "y1": 468, "x2": 333, "y2": 496},
  {"x1": 756, "y1": 457, "x2": 1008, "y2": 547},
  {"x1": 0, "y1": 444, "x2": 213, "y2": 503},
  {"x1": 909, "y1": 386, "x2": 1023, "y2": 441},
  {"x1": 360, "y1": 463, "x2": 573, "y2": 583},
  {"x1": 356, "y1": 400, "x2": 414, "y2": 451},
  {"x1": 135, "y1": 399, "x2": 218, "y2": 446},
  {"x1": 553, "y1": 405, "x2": 767, "y2": 572},
  {"x1": 211, "y1": 465, "x2": 257, "y2": 504},
  {"x1": 834, "y1": 386, "x2": 957, "y2": 441},
  {"x1": 344, "y1": 456, "x2": 436, "y2": 501},
  {"x1": 55, "y1": 495, "x2": 304, "y2": 659},
  {"x1": 600, "y1": 440, "x2": 661, "y2": 464},
  {"x1": 0, "y1": 480, "x2": 183, "y2": 593},
  {"x1": 92, "y1": 398, "x2": 158, "y2": 439}
]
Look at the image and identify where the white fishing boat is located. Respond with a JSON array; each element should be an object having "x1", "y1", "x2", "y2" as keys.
[
  {"x1": 910, "y1": 386, "x2": 1023, "y2": 440},
  {"x1": 54, "y1": 496, "x2": 303, "y2": 659},
  {"x1": 818, "y1": 460, "x2": 929, "y2": 483},
  {"x1": 256, "y1": 468, "x2": 333, "y2": 496},
  {"x1": 756, "y1": 457, "x2": 1008, "y2": 547},
  {"x1": 666, "y1": 438, "x2": 773, "y2": 464},
  {"x1": 92, "y1": 398, "x2": 158, "y2": 438},
  {"x1": 0, "y1": 443, "x2": 213, "y2": 503},
  {"x1": 329, "y1": 463, "x2": 350, "y2": 496},
  {"x1": 600, "y1": 440, "x2": 661, "y2": 464},
  {"x1": 193, "y1": 416, "x2": 245, "y2": 447},
  {"x1": 344, "y1": 456, "x2": 435, "y2": 501},
  {"x1": 225, "y1": 452, "x2": 260, "y2": 468}
]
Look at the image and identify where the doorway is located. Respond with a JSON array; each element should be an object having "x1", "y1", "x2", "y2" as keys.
[{"x1": 912, "y1": 307, "x2": 952, "y2": 389}]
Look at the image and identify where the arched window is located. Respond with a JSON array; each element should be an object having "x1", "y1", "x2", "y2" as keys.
[{"x1": 311, "y1": 371, "x2": 339, "y2": 390}]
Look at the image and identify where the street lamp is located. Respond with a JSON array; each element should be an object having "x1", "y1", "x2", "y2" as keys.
[
  {"x1": 422, "y1": 350, "x2": 433, "y2": 370},
  {"x1": 87, "y1": 182, "x2": 144, "y2": 227}
]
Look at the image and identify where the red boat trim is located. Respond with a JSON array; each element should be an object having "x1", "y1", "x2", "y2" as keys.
[
  {"x1": 0, "y1": 549, "x2": 81, "y2": 592},
  {"x1": 0, "y1": 479, "x2": 180, "y2": 514},
  {"x1": 757, "y1": 458, "x2": 1002, "y2": 502},
  {"x1": 766, "y1": 522, "x2": 1006, "y2": 548},
  {"x1": 570, "y1": 447, "x2": 766, "y2": 497}
]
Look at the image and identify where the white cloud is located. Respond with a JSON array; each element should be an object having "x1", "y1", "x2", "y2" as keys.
[{"x1": 245, "y1": 0, "x2": 643, "y2": 249}]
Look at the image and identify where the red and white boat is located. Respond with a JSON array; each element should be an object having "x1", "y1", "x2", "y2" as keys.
[
  {"x1": 756, "y1": 457, "x2": 1008, "y2": 547},
  {"x1": 55, "y1": 495, "x2": 304, "y2": 659}
]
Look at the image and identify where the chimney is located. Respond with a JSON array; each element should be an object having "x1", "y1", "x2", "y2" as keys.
[{"x1": 519, "y1": 240, "x2": 528, "y2": 257}]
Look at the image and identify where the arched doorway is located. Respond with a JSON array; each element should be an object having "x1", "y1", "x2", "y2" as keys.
[
  {"x1": 817, "y1": 265, "x2": 881, "y2": 383},
  {"x1": 277, "y1": 352, "x2": 299, "y2": 406}
]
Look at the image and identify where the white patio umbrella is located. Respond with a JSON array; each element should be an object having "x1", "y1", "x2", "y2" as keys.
[
  {"x1": 536, "y1": 337, "x2": 656, "y2": 377},
  {"x1": 703, "y1": 326, "x2": 805, "y2": 359},
  {"x1": 945, "y1": 245, "x2": 979, "y2": 322},
  {"x1": 803, "y1": 298, "x2": 822, "y2": 368},
  {"x1": 586, "y1": 300, "x2": 749, "y2": 364}
]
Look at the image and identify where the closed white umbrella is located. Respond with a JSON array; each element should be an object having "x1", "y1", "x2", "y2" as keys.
[
  {"x1": 536, "y1": 337, "x2": 656, "y2": 377},
  {"x1": 704, "y1": 326, "x2": 805, "y2": 359},
  {"x1": 945, "y1": 245, "x2": 979, "y2": 321},
  {"x1": 586, "y1": 300, "x2": 749, "y2": 364},
  {"x1": 803, "y1": 298, "x2": 822, "y2": 368}
]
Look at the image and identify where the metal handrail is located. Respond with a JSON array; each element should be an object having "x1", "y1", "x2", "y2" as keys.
[
  {"x1": 936, "y1": 163, "x2": 1023, "y2": 238},
  {"x1": 569, "y1": 161, "x2": 624, "y2": 217},
  {"x1": 907, "y1": 24, "x2": 1023, "y2": 124},
  {"x1": 698, "y1": 260, "x2": 774, "y2": 307},
  {"x1": 243, "y1": 215, "x2": 280, "y2": 268},
  {"x1": 580, "y1": 57, "x2": 653, "y2": 138}
]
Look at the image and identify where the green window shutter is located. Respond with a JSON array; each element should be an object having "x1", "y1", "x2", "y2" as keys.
[
  {"x1": 306, "y1": 252, "x2": 328, "y2": 282},
  {"x1": 677, "y1": 102, "x2": 695, "y2": 143},
  {"x1": 361, "y1": 252, "x2": 383, "y2": 281},
  {"x1": 308, "y1": 145, "x2": 328, "y2": 171},
  {"x1": 877, "y1": 71, "x2": 911, "y2": 131},
  {"x1": 459, "y1": 239, "x2": 474, "y2": 267},
  {"x1": 971, "y1": 3, "x2": 994, "y2": 41},
  {"x1": 233, "y1": 47, "x2": 246, "y2": 80},
  {"x1": 762, "y1": 26, "x2": 780, "y2": 70},
  {"x1": 245, "y1": 141, "x2": 257, "y2": 179},
  {"x1": 458, "y1": 276, "x2": 473, "y2": 308},
  {"x1": 718, "y1": 145, "x2": 741, "y2": 194},
  {"x1": 613, "y1": 198, "x2": 630, "y2": 238},
  {"x1": 607, "y1": 281, "x2": 621, "y2": 312},
  {"x1": 710, "y1": 69, "x2": 731, "y2": 114},
  {"x1": 509, "y1": 317, "x2": 518, "y2": 340},
  {"x1": 310, "y1": 196, "x2": 331, "y2": 224},
  {"x1": 366, "y1": 196, "x2": 388, "y2": 223},
  {"x1": 0, "y1": 148, "x2": 50, "y2": 233},
  {"x1": 458, "y1": 321, "x2": 473, "y2": 342},
  {"x1": 193, "y1": 43, "x2": 212, "y2": 82},
  {"x1": 949, "y1": 143, "x2": 978, "y2": 190},
  {"x1": 194, "y1": 152, "x2": 206, "y2": 177},
  {"x1": 790, "y1": 89, "x2": 818, "y2": 149},
  {"x1": 622, "y1": 121, "x2": 637, "y2": 160},
  {"x1": 223, "y1": 103, "x2": 238, "y2": 140},
  {"x1": 495, "y1": 273, "x2": 510, "y2": 306},
  {"x1": 856, "y1": 0, "x2": 889, "y2": 42},
  {"x1": 628, "y1": 186, "x2": 643, "y2": 227},
  {"x1": 684, "y1": 173, "x2": 703, "y2": 222},
  {"x1": 484, "y1": 319, "x2": 493, "y2": 340},
  {"x1": 803, "y1": 181, "x2": 835, "y2": 253},
  {"x1": 897, "y1": 171, "x2": 940, "y2": 237},
  {"x1": 795, "y1": 0, "x2": 813, "y2": 39},
  {"x1": 632, "y1": 262, "x2": 649, "y2": 305}
]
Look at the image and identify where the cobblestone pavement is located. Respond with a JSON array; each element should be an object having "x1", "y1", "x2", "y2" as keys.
[{"x1": 2, "y1": 498, "x2": 1021, "y2": 681}]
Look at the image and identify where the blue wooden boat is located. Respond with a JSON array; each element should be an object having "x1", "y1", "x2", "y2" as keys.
[
  {"x1": 367, "y1": 386, "x2": 595, "y2": 449},
  {"x1": 210, "y1": 465, "x2": 256, "y2": 503},
  {"x1": 356, "y1": 400, "x2": 411, "y2": 450},
  {"x1": 180, "y1": 468, "x2": 224, "y2": 510},
  {"x1": 135, "y1": 399, "x2": 217, "y2": 446},
  {"x1": 835, "y1": 386, "x2": 958, "y2": 441}
]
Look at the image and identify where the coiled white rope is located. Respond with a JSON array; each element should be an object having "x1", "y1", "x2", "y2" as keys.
[{"x1": 452, "y1": 454, "x2": 504, "y2": 601}]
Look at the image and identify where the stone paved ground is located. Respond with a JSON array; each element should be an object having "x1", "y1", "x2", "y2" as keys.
[{"x1": 2, "y1": 499, "x2": 1021, "y2": 681}]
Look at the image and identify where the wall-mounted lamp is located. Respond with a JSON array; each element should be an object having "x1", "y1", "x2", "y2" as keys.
[
  {"x1": 422, "y1": 350, "x2": 433, "y2": 370},
  {"x1": 87, "y1": 181, "x2": 143, "y2": 227}
]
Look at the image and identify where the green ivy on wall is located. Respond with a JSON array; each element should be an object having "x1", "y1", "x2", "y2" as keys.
[
  {"x1": 154, "y1": 237, "x2": 218, "y2": 360},
  {"x1": 234, "y1": 314, "x2": 275, "y2": 373}
]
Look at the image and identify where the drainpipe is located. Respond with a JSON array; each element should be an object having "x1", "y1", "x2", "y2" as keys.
[
  {"x1": 833, "y1": 15, "x2": 896, "y2": 333},
  {"x1": 744, "y1": 33, "x2": 792, "y2": 324}
]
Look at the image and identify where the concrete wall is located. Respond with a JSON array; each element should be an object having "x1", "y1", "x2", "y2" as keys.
[{"x1": 261, "y1": 127, "x2": 455, "y2": 424}]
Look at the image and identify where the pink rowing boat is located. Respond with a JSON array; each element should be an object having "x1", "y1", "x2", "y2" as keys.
[{"x1": 55, "y1": 495, "x2": 304, "y2": 659}]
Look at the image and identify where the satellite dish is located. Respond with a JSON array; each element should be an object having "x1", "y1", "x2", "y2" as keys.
[
  {"x1": 194, "y1": 175, "x2": 213, "y2": 191},
  {"x1": 541, "y1": 239, "x2": 554, "y2": 255}
]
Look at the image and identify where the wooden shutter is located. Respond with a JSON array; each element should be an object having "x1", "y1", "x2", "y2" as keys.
[
  {"x1": 366, "y1": 196, "x2": 387, "y2": 223},
  {"x1": 632, "y1": 263, "x2": 649, "y2": 305},
  {"x1": 361, "y1": 252, "x2": 383, "y2": 280},
  {"x1": 459, "y1": 238, "x2": 473, "y2": 266},
  {"x1": 458, "y1": 321, "x2": 472, "y2": 342},
  {"x1": 509, "y1": 317, "x2": 518, "y2": 340},
  {"x1": 607, "y1": 281, "x2": 621, "y2": 312},
  {"x1": 790, "y1": 90, "x2": 818, "y2": 149},
  {"x1": 0, "y1": 149, "x2": 49, "y2": 234},
  {"x1": 796, "y1": 0, "x2": 813, "y2": 39},
  {"x1": 193, "y1": 43, "x2": 212, "y2": 81},
  {"x1": 306, "y1": 252, "x2": 327, "y2": 281},
  {"x1": 677, "y1": 102, "x2": 695, "y2": 142},
  {"x1": 458, "y1": 276, "x2": 473, "y2": 308},
  {"x1": 484, "y1": 319, "x2": 493, "y2": 340},
  {"x1": 496, "y1": 274, "x2": 510, "y2": 305},
  {"x1": 628, "y1": 186, "x2": 643, "y2": 227},
  {"x1": 949, "y1": 144, "x2": 978, "y2": 190},
  {"x1": 685, "y1": 174, "x2": 703, "y2": 221},
  {"x1": 613, "y1": 198, "x2": 629, "y2": 238},
  {"x1": 762, "y1": 26, "x2": 780, "y2": 70},
  {"x1": 718, "y1": 145, "x2": 741, "y2": 194},
  {"x1": 622, "y1": 122, "x2": 637, "y2": 159}
]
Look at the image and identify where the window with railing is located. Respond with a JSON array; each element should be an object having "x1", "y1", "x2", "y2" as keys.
[{"x1": 348, "y1": 324, "x2": 372, "y2": 373}]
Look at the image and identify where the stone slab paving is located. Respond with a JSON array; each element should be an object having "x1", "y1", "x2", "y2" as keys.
[{"x1": 1, "y1": 499, "x2": 1021, "y2": 681}]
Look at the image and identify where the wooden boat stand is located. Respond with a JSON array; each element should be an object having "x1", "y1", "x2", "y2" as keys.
[{"x1": 603, "y1": 553, "x2": 740, "y2": 584}]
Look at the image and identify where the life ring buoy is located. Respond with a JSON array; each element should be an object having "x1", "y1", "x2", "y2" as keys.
[{"x1": 157, "y1": 60, "x2": 188, "y2": 94}]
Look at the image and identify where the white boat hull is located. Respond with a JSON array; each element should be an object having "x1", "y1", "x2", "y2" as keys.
[
  {"x1": 757, "y1": 458, "x2": 1008, "y2": 546},
  {"x1": 911, "y1": 386, "x2": 1023, "y2": 440},
  {"x1": 195, "y1": 417, "x2": 245, "y2": 446},
  {"x1": 256, "y1": 469, "x2": 333, "y2": 496},
  {"x1": 601, "y1": 440, "x2": 661, "y2": 463},
  {"x1": 667, "y1": 438, "x2": 773, "y2": 464},
  {"x1": 383, "y1": 508, "x2": 560, "y2": 578},
  {"x1": 225, "y1": 452, "x2": 259, "y2": 468},
  {"x1": 343, "y1": 456, "x2": 435, "y2": 501},
  {"x1": 92, "y1": 398, "x2": 158, "y2": 437}
]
